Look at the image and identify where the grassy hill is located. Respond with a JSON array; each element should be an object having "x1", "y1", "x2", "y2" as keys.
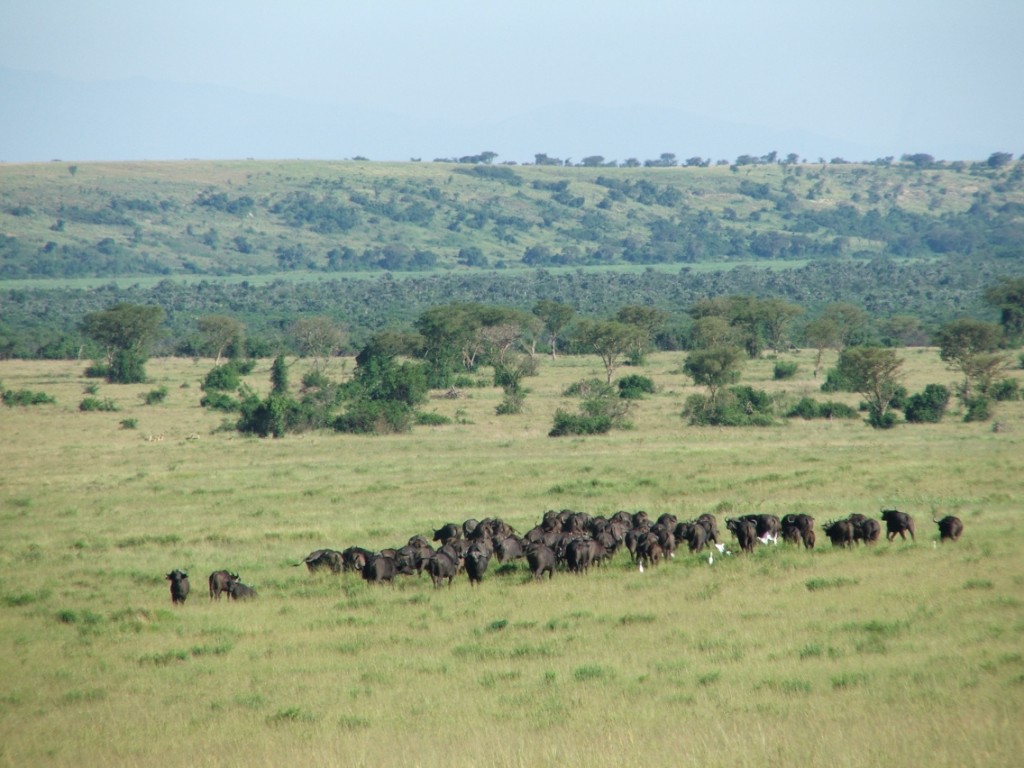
[
  {"x1": 2, "y1": 157, "x2": 1022, "y2": 279},
  {"x1": 1, "y1": 158, "x2": 1023, "y2": 358}
]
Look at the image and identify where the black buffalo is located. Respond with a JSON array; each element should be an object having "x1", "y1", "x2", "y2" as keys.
[
  {"x1": 725, "y1": 517, "x2": 757, "y2": 553},
  {"x1": 432, "y1": 523, "x2": 462, "y2": 546},
  {"x1": 341, "y1": 546, "x2": 374, "y2": 573},
  {"x1": 228, "y1": 581, "x2": 257, "y2": 600},
  {"x1": 166, "y1": 570, "x2": 190, "y2": 604},
  {"x1": 781, "y1": 514, "x2": 815, "y2": 549},
  {"x1": 934, "y1": 515, "x2": 964, "y2": 542},
  {"x1": 880, "y1": 509, "x2": 915, "y2": 542},
  {"x1": 823, "y1": 519, "x2": 855, "y2": 548},
  {"x1": 494, "y1": 535, "x2": 527, "y2": 563},
  {"x1": 427, "y1": 548, "x2": 461, "y2": 588},
  {"x1": 526, "y1": 543, "x2": 556, "y2": 580},
  {"x1": 208, "y1": 570, "x2": 239, "y2": 600},
  {"x1": 299, "y1": 549, "x2": 343, "y2": 574},
  {"x1": 361, "y1": 554, "x2": 399, "y2": 585},
  {"x1": 464, "y1": 544, "x2": 491, "y2": 585}
]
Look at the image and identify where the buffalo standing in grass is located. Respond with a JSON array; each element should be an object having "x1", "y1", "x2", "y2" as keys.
[
  {"x1": 299, "y1": 549, "x2": 343, "y2": 574},
  {"x1": 527, "y1": 543, "x2": 556, "y2": 580},
  {"x1": 166, "y1": 570, "x2": 190, "y2": 604},
  {"x1": 880, "y1": 509, "x2": 915, "y2": 542},
  {"x1": 934, "y1": 515, "x2": 964, "y2": 542},
  {"x1": 208, "y1": 570, "x2": 239, "y2": 600},
  {"x1": 464, "y1": 544, "x2": 491, "y2": 585},
  {"x1": 725, "y1": 517, "x2": 757, "y2": 554},
  {"x1": 823, "y1": 519, "x2": 855, "y2": 548},
  {"x1": 781, "y1": 514, "x2": 815, "y2": 549}
]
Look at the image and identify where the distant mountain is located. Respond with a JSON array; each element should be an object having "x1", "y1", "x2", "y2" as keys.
[{"x1": 1, "y1": 67, "x2": 873, "y2": 164}]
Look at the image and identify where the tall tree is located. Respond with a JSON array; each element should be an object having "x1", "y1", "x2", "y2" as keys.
[
  {"x1": 683, "y1": 345, "x2": 744, "y2": 405},
  {"x1": 802, "y1": 316, "x2": 843, "y2": 378},
  {"x1": 936, "y1": 318, "x2": 1008, "y2": 404},
  {"x1": 532, "y1": 300, "x2": 575, "y2": 359},
  {"x1": 197, "y1": 315, "x2": 245, "y2": 365},
  {"x1": 289, "y1": 317, "x2": 345, "y2": 372},
  {"x1": 615, "y1": 305, "x2": 667, "y2": 364},
  {"x1": 835, "y1": 346, "x2": 904, "y2": 428},
  {"x1": 984, "y1": 277, "x2": 1024, "y2": 343},
  {"x1": 80, "y1": 303, "x2": 163, "y2": 383},
  {"x1": 573, "y1": 319, "x2": 638, "y2": 383}
]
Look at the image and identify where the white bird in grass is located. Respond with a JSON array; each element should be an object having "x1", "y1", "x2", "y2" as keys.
[{"x1": 708, "y1": 551, "x2": 714, "y2": 565}]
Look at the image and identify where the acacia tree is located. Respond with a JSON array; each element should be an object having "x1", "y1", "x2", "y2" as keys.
[
  {"x1": 289, "y1": 316, "x2": 345, "y2": 372},
  {"x1": 197, "y1": 315, "x2": 245, "y2": 365},
  {"x1": 81, "y1": 303, "x2": 164, "y2": 383},
  {"x1": 802, "y1": 316, "x2": 842, "y2": 378},
  {"x1": 532, "y1": 300, "x2": 575, "y2": 358},
  {"x1": 615, "y1": 305, "x2": 667, "y2": 364},
  {"x1": 936, "y1": 318, "x2": 1008, "y2": 417},
  {"x1": 835, "y1": 346, "x2": 904, "y2": 428},
  {"x1": 683, "y1": 345, "x2": 744, "y2": 406},
  {"x1": 574, "y1": 319, "x2": 638, "y2": 383}
]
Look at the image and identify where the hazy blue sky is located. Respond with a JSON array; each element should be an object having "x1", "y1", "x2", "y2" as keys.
[{"x1": 2, "y1": 1, "x2": 1021, "y2": 162}]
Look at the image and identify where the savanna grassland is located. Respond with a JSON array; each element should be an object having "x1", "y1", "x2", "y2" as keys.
[{"x1": 1, "y1": 350, "x2": 1023, "y2": 768}]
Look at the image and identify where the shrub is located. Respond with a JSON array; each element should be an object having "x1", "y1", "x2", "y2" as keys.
[
  {"x1": 496, "y1": 392, "x2": 526, "y2": 415},
  {"x1": 563, "y1": 378, "x2": 614, "y2": 398},
  {"x1": 684, "y1": 386, "x2": 776, "y2": 426},
  {"x1": 773, "y1": 361, "x2": 799, "y2": 380},
  {"x1": 333, "y1": 399, "x2": 413, "y2": 435},
  {"x1": 301, "y1": 369, "x2": 332, "y2": 390},
  {"x1": 84, "y1": 362, "x2": 108, "y2": 379},
  {"x1": 142, "y1": 386, "x2": 167, "y2": 405},
  {"x1": 786, "y1": 397, "x2": 858, "y2": 420},
  {"x1": 79, "y1": 397, "x2": 118, "y2": 412},
  {"x1": 120, "y1": 418, "x2": 138, "y2": 429},
  {"x1": 991, "y1": 377, "x2": 1020, "y2": 401},
  {"x1": 820, "y1": 367, "x2": 856, "y2": 392},
  {"x1": 414, "y1": 411, "x2": 451, "y2": 426},
  {"x1": 200, "y1": 391, "x2": 241, "y2": 411},
  {"x1": 904, "y1": 384, "x2": 950, "y2": 423},
  {"x1": 963, "y1": 395, "x2": 993, "y2": 422},
  {"x1": 2, "y1": 389, "x2": 56, "y2": 406},
  {"x1": 549, "y1": 409, "x2": 613, "y2": 437},
  {"x1": 202, "y1": 363, "x2": 242, "y2": 392},
  {"x1": 617, "y1": 374, "x2": 656, "y2": 399}
]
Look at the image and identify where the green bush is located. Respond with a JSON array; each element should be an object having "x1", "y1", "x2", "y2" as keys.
[
  {"x1": 84, "y1": 362, "x2": 108, "y2": 379},
  {"x1": 564, "y1": 379, "x2": 615, "y2": 398},
  {"x1": 334, "y1": 399, "x2": 413, "y2": 435},
  {"x1": 617, "y1": 374, "x2": 656, "y2": 399},
  {"x1": 963, "y1": 395, "x2": 993, "y2": 422},
  {"x1": 200, "y1": 391, "x2": 241, "y2": 411},
  {"x1": 2, "y1": 389, "x2": 56, "y2": 406},
  {"x1": 684, "y1": 386, "x2": 776, "y2": 426},
  {"x1": 549, "y1": 409, "x2": 613, "y2": 437},
  {"x1": 120, "y1": 418, "x2": 138, "y2": 429},
  {"x1": 820, "y1": 367, "x2": 856, "y2": 392},
  {"x1": 773, "y1": 361, "x2": 799, "y2": 380},
  {"x1": 786, "y1": 397, "x2": 859, "y2": 420},
  {"x1": 79, "y1": 397, "x2": 118, "y2": 412},
  {"x1": 202, "y1": 363, "x2": 242, "y2": 392},
  {"x1": 991, "y1": 377, "x2": 1020, "y2": 401},
  {"x1": 904, "y1": 384, "x2": 950, "y2": 423},
  {"x1": 414, "y1": 411, "x2": 451, "y2": 426},
  {"x1": 142, "y1": 386, "x2": 167, "y2": 405}
]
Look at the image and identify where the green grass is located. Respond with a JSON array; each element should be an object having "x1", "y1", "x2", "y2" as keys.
[{"x1": 0, "y1": 351, "x2": 1022, "y2": 766}]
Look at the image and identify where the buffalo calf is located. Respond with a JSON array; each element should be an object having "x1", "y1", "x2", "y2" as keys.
[
  {"x1": 208, "y1": 570, "x2": 239, "y2": 600},
  {"x1": 228, "y1": 581, "x2": 257, "y2": 600}
]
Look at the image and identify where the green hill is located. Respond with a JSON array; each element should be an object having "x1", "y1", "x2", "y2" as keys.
[
  {"x1": 2, "y1": 157, "x2": 1022, "y2": 279},
  {"x1": 1, "y1": 158, "x2": 1022, "y2": 357}
]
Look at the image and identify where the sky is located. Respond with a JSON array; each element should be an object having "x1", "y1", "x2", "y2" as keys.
[{"x1": 1, "y1": 0, "x2": 1022, "y2": 163}]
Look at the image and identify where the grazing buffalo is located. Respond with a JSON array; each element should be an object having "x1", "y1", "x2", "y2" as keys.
[
  {"x1": 823, "y1": 519, "x2": 855, "y2": 548},
  {"x1": 208, "y1": 570, "x2": 239, "y2": 600},
  {"x1": 934, "y1": 515, "x2": 964, "y2": 542},
  {"x1": 526, "y1": 543, "x2": 556, "y2": 580},
  {"x1": 341, "y1": 546, "x2": 373, "y2": 573},
  {"x1": 299, "y1": 549, "x2": 343, "y2": 574},
  {"x1": 464, "y1": 544, "x2": 491, "y2": 585},
  {"x1": 432, "y1": 523, "x2": 462, "y2": 546},
  {"x1": 696, "y1": 513, "x2": 720, "y2": 545},
  {"x1": 228, "y1": 581, "x2": 257, "y2": 600},
  {"x1": 494, "y1": 535, "x2": 527, "y2": 564},
  {"x1": 880, "y1": 509, "x2": 915, "y2": 542},
  {"x1": 427, "y1": 548, "x2": 461, "y2": 588},
  {"x1": 852, "y1": 517, "x2": 881, "y2": 545},
  {"x1": 675, "y1": 521, "x2": 708, "y2": 553},
  {"x1": 725, "y1": 517, "x2": 757, "y2": 554},
  {"x1": 361, "y1": 554, "x2": 399, "y2": 585},
  {"x1": 781, "y1": 514, "x2": 815, "y2": 549},
  {"x1": 166, "y1": 570, "x2": 190, "y2": 604},
  {"x1": 635, "y1": 532, "x2": 665, "y2": 571},
  {"x1": 740, "y1": 514, "x2": 781, "y2": 545}
]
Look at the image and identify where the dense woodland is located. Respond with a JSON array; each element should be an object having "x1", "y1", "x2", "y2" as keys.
[{"x1": 1, "y1": 156, "x2": 1022, "y2": 358}]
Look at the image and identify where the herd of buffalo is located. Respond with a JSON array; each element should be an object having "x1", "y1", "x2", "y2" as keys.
[{"x1": 165, "y1": 508, "x2": 964, "y2": 603}]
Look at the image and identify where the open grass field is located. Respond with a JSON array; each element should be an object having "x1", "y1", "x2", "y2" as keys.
[{"x1": 1, "y1": 350, "x2": 1023, "y2": 767}]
